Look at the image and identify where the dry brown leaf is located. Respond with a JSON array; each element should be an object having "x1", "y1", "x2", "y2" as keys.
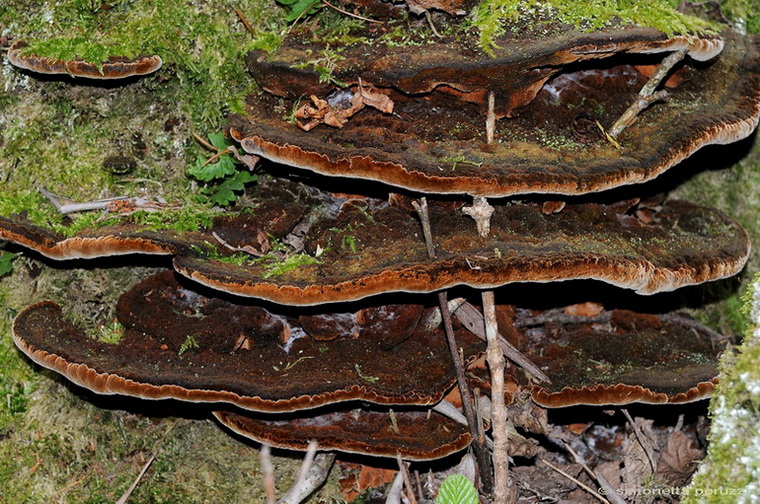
[
  {"x1": 656, "y1": 429, "x2": 704, "y2": 487},
  {"x1": 295, "y1": 83, "x2": 394, "y2": 131},
  {"x1": 620, "y1": 418, "x2": 657, "y2": 499},
  {"x1": 405, "y1": 0, "x2": 467, "y2": 15},
  {"x1": 563, "y1": 302, "x2": 604, "y2": 318},
  {"x1": 358, "y1": 82, "x2": 395, "y2": 114}
]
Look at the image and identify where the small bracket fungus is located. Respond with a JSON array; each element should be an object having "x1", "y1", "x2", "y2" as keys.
[
  {"x1": 213, "y1": 408, "x2": 472, "y2": 461},
  {"x1": 519, "y1": 309, "x2": 725, "y2": 407},
  {"x1": 7, "y1": 40, "x2": 162, "y2": 79}
]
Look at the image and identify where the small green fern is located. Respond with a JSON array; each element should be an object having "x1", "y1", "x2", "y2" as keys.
[{"x1": 436, "y1": 474, "x2": 479, "y2": 504}]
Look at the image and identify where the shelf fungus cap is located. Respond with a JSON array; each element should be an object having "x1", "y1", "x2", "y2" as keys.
[
  {"x1": 11, "y1": 272, "x2": 482, "y2": 412},
  {"x1": 523, "y1": 310, "x2": 724, "y2": 407},
  {"x1": 235, "y1": 31, "x2": 759, "y2": 197},
  {"x1": 0, "y1": 199, "x2": 303, "y2": 260},
  {"x1": 173, "y1": 199, "x2": 751, "y2": 305},
  {"x1": 7, "y1": 40, "x2": 162, "y2": 79},
  {"x1": 213, "y1": 408, "x2": 472, "y2": 460}
]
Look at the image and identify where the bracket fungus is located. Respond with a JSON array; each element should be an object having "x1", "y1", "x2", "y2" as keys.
[
  {"x1": 7, "y1": 40, "x2": 162, "y2": 79},
  {"x1": 235, "y1": 30, "x2": 760, "y2": 197},
  {"x1": 507, "y1": 308, "x2": 724, "y2": 407},
  {"x1": 213, "y1": 408, "x2": 472, "y2": 461},
  {"x1": 11, "y1": 271, "x2": 483, "y2": 413}
]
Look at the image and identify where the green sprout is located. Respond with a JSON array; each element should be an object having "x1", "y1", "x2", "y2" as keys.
[{"x1": 178, "y1": 335, "x2": 200, "y2": 356}]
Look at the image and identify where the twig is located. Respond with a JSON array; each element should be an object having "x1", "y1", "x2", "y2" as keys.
[
  {"x1": 424, "y1": 11, "x2": 443, "y2": 38},
  {"x1": 260, "y1": 444, "x2": 276, "y2": 504},
  {"x1": 483, "y1": 290, "x2": 512, "y2": 503},
  {"x1": 562, "y1": 441, "x2": 626, "y2": 504},
  {"x1": 658, "y1": 313, "x2": 729, "y2": 345},
  {"x1": 455, "y1": 302, "x2": 550, "y2": 383},
  {"x1": 386, "y1": 470, "x2": 405, "y2": 504},
  {"x1": 413, "y1": 197, "x2": 493, "y2": 495},
  {"x1": 539, "y1": 458, "x2": 610, "y2": 504},
  {"x1": 234, "y1": 7, "x2": 256, "y2": 35},
  {"x1": 486, "y1": 91, "x2": 496, "y2": 144},
  {"x1": 212, "y1": 231, "x2": 265, "y2": 257},
  {"x1": 192, "y1": 132, "x2": 218, "y2": 151},
  {"x1": 279, "y1": 441, "x2": 336, "y2": 504},
  {"x1": 414, "y1": 470, "x2": 424, "y2": 503},
  {"x1": 608, "y1": 49, "x2": 687, "y2": 138},
  {"x1": 322, "y1": 0, "x2": 383, "y2": 23},
  {"x1": 514, "y1": 309, "x2": 611, "y2": 328},
  {"x1": 596, "y1": 473, "x2": 627, "y2": 504},
  {"x1": 396, "y1": 453, "x2": 418, "y2": 504},
  {"x1": 411, "y1": 198, "x2": 436, "y2": 259},
  {"x1": 621, "y1": 409, "x2": 657, "y2": 474},
  {"x1": 38, "y1": 186, "x2": 170, "y2": 215},
  {"x1": 288, "y1": 0, "x2": 323, "y2": 30},
  {"x1": 115, "y1": 451, "x2": 159, "y2": 504}
]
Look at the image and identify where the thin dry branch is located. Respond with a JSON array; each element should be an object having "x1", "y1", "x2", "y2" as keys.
[
  {"x1": 621, "y1": 409, "x2": 657, "y2": 474},
  {"x1": 278, "y1": 441, "x2": 336, "y2": 504},
  {"x1": 260, "y1": 444, "x2": 276, "y2": 504},
  {"x1": 413, "y1": 197, "x2": 493, "y2": 495},
  {"x1": 455, "y1": 302, "x2": 551, "y2": 383},
  {"x1": 609, "y1": 49, "x2": 687, "y2": 138},
  {"x1": 483, "y1": 290, "x2": 513, "y2": 503},
  {"x1": 539, "y1": 458, "x2": 610, "y2": 504}
]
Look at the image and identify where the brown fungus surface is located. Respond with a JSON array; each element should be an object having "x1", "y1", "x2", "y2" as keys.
[
  {"x1": 519, "y1": 309, "x2": 724, "y2": 407},
  {"x1": 213, "y1": 408, "x2": 472, "y2": 461},
  {"x1": 236, "y1": 31, "x2": 760, "y2": 197},
  {"x1": 249, "y1": 27, "x2": 722, "y2": 114},
  {"x1": 7, "y1": 40, "x2": 162, "y2": 79},
  {"x1": 0, "y1": 197, "x2": 304, "y2": 260},
  {"x1": 173, "y1": 199, "x2": 750, "y2": 305},
  {"x1": 11, "y1": 271, "x2": 483, "y2": 412}
]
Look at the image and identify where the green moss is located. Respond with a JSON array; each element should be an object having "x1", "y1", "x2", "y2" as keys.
[
  {"x1": 23, "y1": 36, "x2": 135, "y2": 66},
  {"x1": 471, "y1": 0, "x2": 718, "y2": 55},
  {"x1": 261, "y1": 252, "x2": 321, "y2": 278},
  {"x1": 720, "y1": 0, "x2": 760, "y2": 34}
]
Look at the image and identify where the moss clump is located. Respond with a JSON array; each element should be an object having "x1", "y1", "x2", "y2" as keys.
[
  {"x1": 471, "y1": 0, "x2": 718, "y2": 55},
  {"x1": 686, "y1": 274, "x2": 760, "y2": 502},
  {"x1": 20, "y1": 36, "x2": 134, "y2": 67}
]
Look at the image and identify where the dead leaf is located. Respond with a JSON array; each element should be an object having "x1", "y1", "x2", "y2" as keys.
[
  {"x1": 295, "y1": 82, "x2": 394, "y2": 131},
  {"x1": 563, "y1": 302, "x2": 604, "y2": 318},
  {"x1": 656, "y1": 429, "x2": 704, "y2": 487},
  {"x1": 620, "y1": 418, "x2": 657, "y2": 499}
]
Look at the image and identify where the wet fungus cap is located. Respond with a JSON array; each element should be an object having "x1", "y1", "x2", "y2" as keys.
[
  {"x1": 11, "y1": 272, "x2": 483, "y2": 413},
  {"x1": 213, "y1": 408, "x2": 472, "y2": 461},
  {"x1": 505, "y1": 309, "x2": 725, "y2": 407},
  {"x1": 249, "y1": 28, "x2": 724, "y2": 113},
  {"x1": 173, "y1": 199, "x2": 751, "y2": 305},
  {"x1": 0, "y1": 197, "x2": 750, "y2": 306},
  {"x1": 7, "y1": 41, "x2": 162, "y2": 79},
  {"x1": 237, "y1": 30, "x2": 760, "y2": 197}
]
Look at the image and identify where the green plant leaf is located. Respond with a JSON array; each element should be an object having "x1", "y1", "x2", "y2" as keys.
[
  {"x1": 276, "y1": 0, "x2": 322, "y2": 22},
  {"x1": 188, "y1": 133, "x2": 240, "y2": 182},
  {"x1": 436, "y1": 474, "x2": 478, "y2": 504},
  {"x1": 201, "y1": 170, "x2": 258, "y2": 206},
  {"x1": 0, "y1": 251, "x2": 20, "y2": 277}
]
